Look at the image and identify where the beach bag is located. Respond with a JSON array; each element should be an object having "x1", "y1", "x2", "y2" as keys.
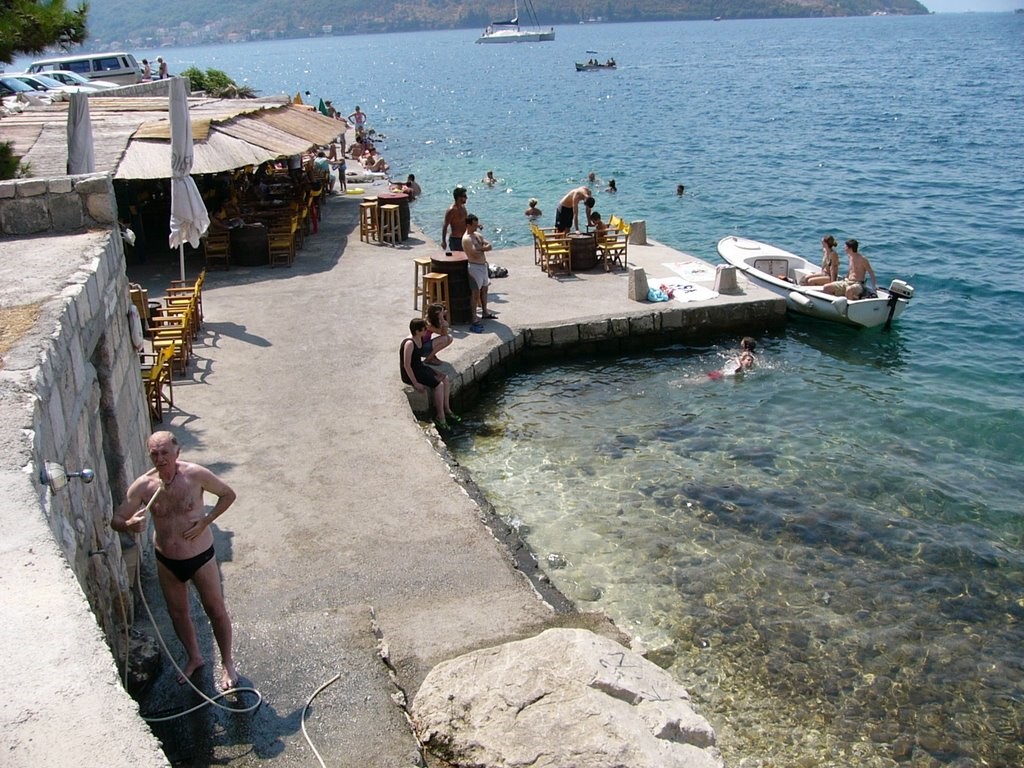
[{"x1": 647, "y1": 287, "x2": 669, "y2": 302}]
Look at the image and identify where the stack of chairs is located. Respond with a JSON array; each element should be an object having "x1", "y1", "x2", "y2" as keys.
[
  {"x1": 203, "y1": 229, "x2": 231, "y2": 270},
  {"x1": 268, "y1": 213, "x2": 298, "y2": 267},
  {"x1": 149, "y1": 270, "x2": 205, "y2": 376},
  {"x1": 141, "y1": 346, "x2": 175, "y2": 422},
  {"x1": 530, "y1": 223, "x2": 572, "y2": 277}
]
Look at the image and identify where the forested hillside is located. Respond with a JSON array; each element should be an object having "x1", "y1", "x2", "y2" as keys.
[{"x1": 82, "y1": 0, "x2": 930, "y2": 48}]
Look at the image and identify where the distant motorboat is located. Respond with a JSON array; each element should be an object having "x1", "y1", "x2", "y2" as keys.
[
  {"x1": 576, "y1": 60, "x2": 617, "y2": 71},
  {"x1": 717, "y1": 236, "x2": 915, "y2": 329},
  {"x1": 476, "y1": 0, "x2": 555, "y2": 43}
]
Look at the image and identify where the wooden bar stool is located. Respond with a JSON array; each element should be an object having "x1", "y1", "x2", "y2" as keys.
[
  {"x1": 421, "y1": 272, "x2": 450, "y2": 319},
  {"x1": 412, "y1": 256, "x2": 432, "y2": 310},
  {"x1": 379, "y1": 204, "x2": 400, "y2": 246},
  {"x1": 359, "y1": 201, "x2": 379, "y2": 243}
]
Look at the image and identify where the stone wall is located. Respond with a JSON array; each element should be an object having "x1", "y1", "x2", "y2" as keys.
[
  {"x1": 0, "y1": 177, "x2": 166, "y2": 765},
  {"x1": 0, "y1": 172, "x2": 117, "y2": 236},
  {"x1": 406, "y1": 298, "x2": 783, "y2": 416}
]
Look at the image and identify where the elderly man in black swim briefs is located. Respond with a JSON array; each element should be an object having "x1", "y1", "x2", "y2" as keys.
[{"x1": 112, "y1": 430, "x2": 238, "y2": 690}]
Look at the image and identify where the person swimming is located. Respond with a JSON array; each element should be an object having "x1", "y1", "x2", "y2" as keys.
[{"x1": 708, "y1": 337, "x2": 756, "y2": 379}]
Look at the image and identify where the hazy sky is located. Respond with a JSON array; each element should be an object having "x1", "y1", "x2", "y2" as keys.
[{"x1": 925, "y1": 0, "x2": 1020, "y2": 10}]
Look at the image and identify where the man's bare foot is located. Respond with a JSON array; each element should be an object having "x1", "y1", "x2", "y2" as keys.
[
  {"x1": 177, "y1": 657, "x2": 205, "y2": 684},
  {"x1": 220, "y1": 662, "x2": 239, "y2": 691}
]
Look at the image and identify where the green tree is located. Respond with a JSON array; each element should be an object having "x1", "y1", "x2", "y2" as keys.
[
  {"x1": 2, "y1": 1, "x2": 89, "y2": 181},
  {"x1": 0, "y1": 0, "x2": 89, "y2": 64}
]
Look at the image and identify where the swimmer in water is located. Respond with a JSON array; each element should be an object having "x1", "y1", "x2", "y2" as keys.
[{"x1": 708, "y1": 337, "x2": 756, "y2": 379}]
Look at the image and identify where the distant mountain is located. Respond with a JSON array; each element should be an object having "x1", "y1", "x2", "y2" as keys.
[{"x1": 79, "y1": 0, "x2": 931, "y2": 49}]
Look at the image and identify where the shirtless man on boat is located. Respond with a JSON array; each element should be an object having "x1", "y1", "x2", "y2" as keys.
[
  {"x1": 822, "y1": 239, "x2": 878, "y2": 300},
  {"x1": 554, "y1": 185, "x2": 593, "y2": 233},
  {"x1": 112, "y1": 431, "x2": 239, "y2": 690}
]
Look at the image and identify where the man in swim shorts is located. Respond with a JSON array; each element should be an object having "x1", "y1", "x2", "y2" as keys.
[
  {"x1": 441, "y1": 186, "x2": 468, "y2": 253},
  {"x1": 554, "y1": 185, "x2": 592, "y2": 233},
  {"x1": 462, "y1": 214, "x2": 494, "y2": 332},
  {"x1": 822, "y1": 239, "x2": 878, "y2": 300},
  {"x1": 112, "y1": 430, "x2": 239, "y2": 690}
]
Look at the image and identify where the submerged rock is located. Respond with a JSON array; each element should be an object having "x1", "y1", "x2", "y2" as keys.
[{"x1": 412, "y1": 627, "x2": 722, "y2": 768}]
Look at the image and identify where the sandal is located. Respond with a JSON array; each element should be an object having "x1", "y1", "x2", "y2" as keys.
[
  {"x1": 481, "y1": 312, "x2": 499, "y2": 319},
  {"x1": 447, "y1": 413, "x2": 462, "y2": 423}
]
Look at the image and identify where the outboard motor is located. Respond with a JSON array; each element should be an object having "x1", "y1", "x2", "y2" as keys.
[{"x1": 883, "y1": 279, "x2": 914, "y2": 331}]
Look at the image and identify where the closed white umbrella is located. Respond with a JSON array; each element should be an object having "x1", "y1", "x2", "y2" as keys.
[
  {"x1": 66, "y1": 92, "x2": 95, "y2": 174},
  {"x1": 168, "y1": 77, "x2": 209, "y2": 281}
]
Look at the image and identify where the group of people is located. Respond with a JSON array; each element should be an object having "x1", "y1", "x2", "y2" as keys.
[
  {"x1": 140, "y1": 57, "x2": 169, "y2": 82},
  {"x1": 441, "y1": 186, "x2": 496, "y2": 333},
  {"x1": 800, "y1": 235, "x2": 878, "y2": 300}
]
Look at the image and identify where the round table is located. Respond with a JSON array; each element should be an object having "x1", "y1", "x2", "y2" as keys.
[
  {"x1": 377, "y1": 191, "x2": 410, "y2": 241},
  {"x1": 430, "y1": 252, "x2": 473, "y2": 324},
  {"x1": 568, "y1": 233, "x2": 598, "y2": 271}
]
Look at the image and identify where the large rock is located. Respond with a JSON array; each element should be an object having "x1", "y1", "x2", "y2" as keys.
[{"x1": 412, "y1": 628, "x2": 722, "y2": 768}]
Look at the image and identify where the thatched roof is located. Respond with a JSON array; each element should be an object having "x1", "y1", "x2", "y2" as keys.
[{"x1": 0, "y1": 95, "x2": 346, "y2": 180}]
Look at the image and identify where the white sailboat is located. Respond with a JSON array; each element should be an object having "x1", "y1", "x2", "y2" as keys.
[{"x1": 476, "y1": 0, "x2": 555, "y2": 43}]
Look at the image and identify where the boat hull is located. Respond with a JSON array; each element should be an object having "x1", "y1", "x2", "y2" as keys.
[
  {"x1": 717, "y1": 236, "x2": 911, "y2": 329},
  {"x1": 477, "y1": 29, "x2": 555, "y2": 43},
  {"x1": 575, "y1": 63, "x2": 616, "y2": 71}
]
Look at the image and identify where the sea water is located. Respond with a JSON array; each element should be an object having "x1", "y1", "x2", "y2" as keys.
[{"x1": 150, "y1": 14, "x2": 1022, "y2": 765}]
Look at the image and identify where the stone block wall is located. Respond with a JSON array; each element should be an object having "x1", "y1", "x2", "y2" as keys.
[
  {"x1": 0, "y1": 172, "x2": 117, "y2": 236},
  {"x1": 0, "y1": 210, "x2": 166, "y2": 763}
]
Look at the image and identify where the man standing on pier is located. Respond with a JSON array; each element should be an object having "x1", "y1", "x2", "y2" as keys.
[
  {"x1": 554, "y1": 185, "x2": 593, "y2": 233},
  {"x1": 462, "y1": 214, "x2": 494, "y2": 332},
  {"x1": 442, "y1": 186, "x2": 469, "y2": 254}
]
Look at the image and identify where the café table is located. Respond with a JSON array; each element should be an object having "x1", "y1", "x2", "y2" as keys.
[
  {"x1": 429, "y1": 252, "x2": 472, "y2": 324},
  {"x1": 568, "y1": 232, "x2": 598, "y2": 271}
]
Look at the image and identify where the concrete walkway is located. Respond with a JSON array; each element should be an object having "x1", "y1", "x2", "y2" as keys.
[{"x1": 127, "y1": 185, "x2": 780, "y2": 767}]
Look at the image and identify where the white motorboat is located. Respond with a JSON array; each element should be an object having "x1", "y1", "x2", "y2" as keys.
[
  {"x1": 717, "y1": 236, "x2": 915, "y2": 329},
  {"x1": 476, "y1": 0, "x2": 555, "y2": 43}
]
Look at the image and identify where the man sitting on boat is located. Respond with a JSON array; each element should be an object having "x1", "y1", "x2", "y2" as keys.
[{"x1": 820, "y1": 239, "x2": 878, "y2": 300}]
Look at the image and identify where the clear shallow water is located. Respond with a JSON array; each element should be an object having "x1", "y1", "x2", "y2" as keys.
[{"x1": 148, "y1": 15, "x2": 1024, "y2": 766}]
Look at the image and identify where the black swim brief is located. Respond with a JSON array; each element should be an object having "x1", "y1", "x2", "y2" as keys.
[{"x1": 155, "y1": 545, "x2": 216, "y2": 583}]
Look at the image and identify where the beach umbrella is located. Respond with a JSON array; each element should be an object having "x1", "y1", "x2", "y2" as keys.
[
  {"x1": 168, "y1": 76, "x2": 209, "y2": 281},
  {"x1": 66, "y1": 92, "x2": 95, "y2": 174}
]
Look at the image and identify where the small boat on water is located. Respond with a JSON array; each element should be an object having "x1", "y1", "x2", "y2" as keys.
[
  {"x1": 717, "y1": 236, "x2": 915, "y2": 329},
  {"x1": 476, "y1": 0, "x2": 555, "y2": 43},
  {"x1": 576, "y1": 60, "x2": 617, "y2": 71}
]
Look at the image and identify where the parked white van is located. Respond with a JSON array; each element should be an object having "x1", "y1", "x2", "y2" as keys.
[{"x1": 28, "y1": 52, "x2": 142, "y2": 85}]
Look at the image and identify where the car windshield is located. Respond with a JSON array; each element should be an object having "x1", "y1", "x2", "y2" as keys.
[
  {"x1": 27, "y1": 74, "x2": 66, "y2": 88},
  {"x1": 50, "y1": 70, "x2": 90, "y2": 85},
  {"x1": 11, "y1": 73, "x2": 64, "y2": 89},
  {"x1": 0, "y1": 76, "x2": 36, "y2": 93}
]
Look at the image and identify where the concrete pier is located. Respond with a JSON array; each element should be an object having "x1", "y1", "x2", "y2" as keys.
[{"x1": 1, "y1": 180, "x2": 783, "y2": 768}]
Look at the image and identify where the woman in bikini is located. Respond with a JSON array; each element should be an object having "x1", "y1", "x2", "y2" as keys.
[{"x1": 801, "y1": 234, "x2": 840, "y2": 286}]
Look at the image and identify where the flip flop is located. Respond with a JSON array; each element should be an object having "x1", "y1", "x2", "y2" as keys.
[{"x1": 481, "y1": 312, "x2": 499, "y2": 319}]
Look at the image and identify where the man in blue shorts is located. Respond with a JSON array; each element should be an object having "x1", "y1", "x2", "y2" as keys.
[{"x1": 554, "y1": 185, "x2": 592, "y2": 233}]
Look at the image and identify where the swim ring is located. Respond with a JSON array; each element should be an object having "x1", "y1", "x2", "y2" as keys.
[{"x1": 346, "y1": 187, "x2": 365, "y2": 195}]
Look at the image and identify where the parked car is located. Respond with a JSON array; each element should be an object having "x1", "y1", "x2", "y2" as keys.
[
  {"x1": 27, "y1": 51, "x2": 142, "y2": 85},
  {"x1": 5, "y1": 72, "x2": 95, "y2": 100},
  {"x1": 0, "y1": 75, "x2": 53, "y2": 106},
  {"x1": 44, "y1": 69, "x2": 121, "y2": 90}
]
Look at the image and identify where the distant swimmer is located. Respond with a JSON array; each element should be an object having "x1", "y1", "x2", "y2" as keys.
[
  {"x1": 525, "y1": 198, "x2": 542, "y2": 218},
  {"x1": 482, "y1": 170, "x2": 498, "y2": 186}
]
